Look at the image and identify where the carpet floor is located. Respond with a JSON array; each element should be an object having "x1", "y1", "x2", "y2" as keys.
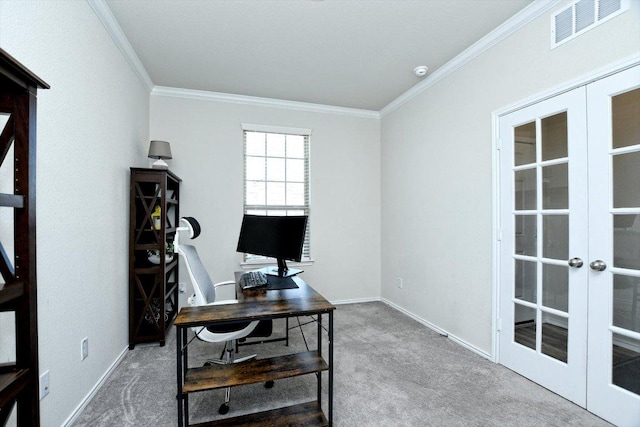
[{"x1": 70, "y1": 302, "x2": 611, "y2": 426}]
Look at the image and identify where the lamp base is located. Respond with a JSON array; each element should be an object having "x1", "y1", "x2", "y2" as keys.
[{"x1": 151, "y1": 158, "x2": 169, "y2": 169}]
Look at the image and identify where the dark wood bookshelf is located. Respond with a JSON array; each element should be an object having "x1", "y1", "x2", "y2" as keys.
[
  {"x1": 0, "y1": 47, "x2": 49, "y2": 426},
  {"x1": 128, "y1": 168, "x2": 181, "y2": 348}
]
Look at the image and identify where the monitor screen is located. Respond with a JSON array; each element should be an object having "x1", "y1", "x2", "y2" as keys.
[{"x1": 236, "y1": 214, "x2": 308, "y2": 276}]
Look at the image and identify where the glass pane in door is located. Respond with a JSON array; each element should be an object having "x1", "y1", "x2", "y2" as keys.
[
  {"x1": 612, "y1": 151, "x2": 640, "y2": 209},
  {"x1": 613, "y1": 275, "x2": 640, "y2": 333},
  {"x1": 543, "y1": 215, "x2": 569, "y2": 259},
  {"x1": 514, "y1": 304, "x2": 537, "y2": 350},
  {"x1": 614, "y1": 214, "x2": 640, "y2": 270},
  {"x1": 542, "y1": 112, "x2": 568, "y2": 160},
  {"x1": 515, "y1": 214, "x2": 537, "y2": 256},
  {"x1": 515, "y1": 259, "x2": 537, "y2": 303},
  {"x1": 515, "y1": 121, "x2": 536, "y2": 166},
  {"x1": 612, "y1": 333, "x2": 640, "y2": 395},
  {"x1": 543, "y1": 163, "x2": 569, "y2": 209},
  {"x1": 541, "y1": 312, "x2": 568, "y2": 363},
  {"x1": 543, "y1": 264, "x2": 569, "y2": 312},
  {"x1": 515, "y1": 169, "x2": 536, "y2": 210},
  {"x1": 612, "y1": 88, "x2": 640, "y2": 149}
]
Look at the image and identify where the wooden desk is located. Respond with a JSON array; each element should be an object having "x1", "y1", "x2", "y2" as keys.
[{"x1": 175, "y1": 277, "x2": 335, "y2": 426}]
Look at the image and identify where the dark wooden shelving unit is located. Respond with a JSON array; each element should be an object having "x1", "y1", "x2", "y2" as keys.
[
  {"x1": 0, "y1": 48, "x2": 49, "y2": 426},
  {"x1": 129, "y1": 168, "x2": 181, "y2": 349}
]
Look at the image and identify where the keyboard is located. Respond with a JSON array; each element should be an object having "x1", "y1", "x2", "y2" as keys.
[{"x1": 239, "y1": 271, "x2": 268, "y2": 289}]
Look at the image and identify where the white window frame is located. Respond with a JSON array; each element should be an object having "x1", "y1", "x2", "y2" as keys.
[{"x1": 241, "y1": 123, "x2": 312, "y2": 267}]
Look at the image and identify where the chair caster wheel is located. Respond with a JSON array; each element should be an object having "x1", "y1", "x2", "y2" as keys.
[
  {"x1": 265, "y1": 380, "x2": 274, "y2": 388},
  {"x1": 218, "y1": 403, "x2": 229, "y2": 415},
  {"x1": 203, "y1": 361, "x2": 212, "y2": 367}
]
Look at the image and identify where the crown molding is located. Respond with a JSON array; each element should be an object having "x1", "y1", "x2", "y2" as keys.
[
  {"x1": 151, "y1": 86, "x2": 380, "y2": 119},
  {"x1": 88, "y1": 0, "x2": 376, "y2": 118},
  {"x1": 89, "y1": 0, "x2": 562, "y2": 119},
  {"x1": 87, "y1": 0, "x2": 154, "y2": 92},
  {"x1": 379, "y1": 0, "x2": 563, "y2": 118}
]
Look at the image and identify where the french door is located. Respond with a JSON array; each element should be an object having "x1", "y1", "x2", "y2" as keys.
[{"x1": 498, "y1": 65, "x2": 640, "y2": 426}]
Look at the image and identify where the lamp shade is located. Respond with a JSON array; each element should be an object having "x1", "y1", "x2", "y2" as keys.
[{"x1": 148, "y1": 140, "x2": 172, "y2": 160}]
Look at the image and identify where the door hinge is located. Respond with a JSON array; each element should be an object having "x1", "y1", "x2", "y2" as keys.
[
  {"x1": 496, "y1": 137, "x2": 502, "y2": 151},
  {"x1": 497, "y1": 228, "x2": 503, "y2": 241},
  {"x1": 497, "y1": 318, "x2": 503, "y2": 332}
]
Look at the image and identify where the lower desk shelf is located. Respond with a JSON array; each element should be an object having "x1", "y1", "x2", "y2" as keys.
[
  {"x1": 190, "y1": 401, "x2": 328, "y2": 427},
  {"x1": 183, "y1": 351, "x2": 328, "y2": 393}
]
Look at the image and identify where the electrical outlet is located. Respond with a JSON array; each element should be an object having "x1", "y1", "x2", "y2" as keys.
[
  {"x1": 39, "y1": 370, "x2": 50, "y2": 400},
  {"x1": 397, "y1": 278, "x2": 403, "y2": 289},
  {"x1": 179, "y1": 282, "x2": 186, "y2": 293},
  {"x1": 81, "y1": 337, "x2": 88, "y2": 360}
]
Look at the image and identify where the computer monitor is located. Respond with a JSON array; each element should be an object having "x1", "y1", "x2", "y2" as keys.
[{"x1": 236, "y1": 214, "x2": 308, "y2": 277}]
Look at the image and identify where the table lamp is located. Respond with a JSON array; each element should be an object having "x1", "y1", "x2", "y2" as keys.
[{"x1": 148, "y1": 140, "x2": 172, "y2": 169}]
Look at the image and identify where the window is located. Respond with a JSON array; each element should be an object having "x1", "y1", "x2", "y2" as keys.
[{"x1": 242, "y1": 124, "x2": 311, "y2": 263}]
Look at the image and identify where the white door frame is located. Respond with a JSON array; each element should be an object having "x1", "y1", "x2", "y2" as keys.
[{"x1": 492, "y1": 54, "x2": 640, "y2": 363}]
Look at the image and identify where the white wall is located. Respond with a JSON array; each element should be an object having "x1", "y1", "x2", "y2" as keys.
[
  {"x1": 0, "y1": 1, "x2": 149, "y2": 425},
  {"x1": 150, "y1": 96, "x2": 381, "y2": 303},
  {"x1": 380, "y1": 0, "x2": 640, "y2": 355}
]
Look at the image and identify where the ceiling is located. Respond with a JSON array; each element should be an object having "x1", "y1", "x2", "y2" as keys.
[{"x1": 106, "y1": 0, "x2": 533, "y2": 111}]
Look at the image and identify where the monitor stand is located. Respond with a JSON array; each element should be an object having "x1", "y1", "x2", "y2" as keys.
[
  {"x1": 261, "y1": 258, "x2": 303, "y2": 278},
  {"x1": 261, "y1": 266, "x2": 303, "y2": 278}
]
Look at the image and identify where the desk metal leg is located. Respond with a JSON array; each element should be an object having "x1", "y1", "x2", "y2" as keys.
[
  {"x1": 328, "y1": 311, "x2": 333, "y2": 426},
  {"x1": 317, "y1": 313, "x2": 323, "y2": 409},
  {"x1": 183, "y1": 329, "x2": 189, "y2": 424},
  {"x1": 177, "y1": 326, "x2": 183, "y2": 427}
]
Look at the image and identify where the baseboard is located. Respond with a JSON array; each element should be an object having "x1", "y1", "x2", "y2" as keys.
[
  {"x1": 332, "y1": 297, "x2": 494, "y2": 360},
  {"x1": 61, "y1": 346, "x2": 129, "y2": 426},
  {"x1": 380, "y1": 298, "x2": 493, "y2": 361},
  {"x1": 331, "y1": 296, "x2": 381, "y2": 305}
]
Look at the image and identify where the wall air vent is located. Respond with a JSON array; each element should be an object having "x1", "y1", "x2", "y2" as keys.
[{"x1": 551, "y1": 0, "x2": 629, "y2": 48}]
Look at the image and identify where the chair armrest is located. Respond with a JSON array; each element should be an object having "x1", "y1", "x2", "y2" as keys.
[
  {"x1": 187, "y1": 297, "x2": 239, "y2": 307},
  {"x1": 213, "y1": 280, "x2": 236, "y2": 289},
  {"x1": 209, "y1": 299, "x2": 239, "y2": 306}
]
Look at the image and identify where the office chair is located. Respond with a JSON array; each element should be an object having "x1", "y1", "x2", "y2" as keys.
[{"x1": 175, "y1": 216, "x2": 263, "y2": 415}]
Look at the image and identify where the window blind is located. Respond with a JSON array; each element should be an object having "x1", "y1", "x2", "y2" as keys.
[{"x1": 242, "y1": 125, "x2": 311, "y2": 262}]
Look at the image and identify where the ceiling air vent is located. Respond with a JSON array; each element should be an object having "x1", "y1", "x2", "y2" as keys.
[{"x1": 551, "y1": 0, "x2": 629, "y2": 48}]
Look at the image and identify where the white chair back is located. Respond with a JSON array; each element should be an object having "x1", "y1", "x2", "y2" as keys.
[{"x1": 179, "y1": 244, "x2": 216, "y2": 305}]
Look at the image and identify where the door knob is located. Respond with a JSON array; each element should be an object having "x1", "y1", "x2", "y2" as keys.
[
  {"x1": 589, "y1": 260, "x2": 607, "y2": 271},
  {"x1": 568, "y1": 258, "x2": 583, "y2": 268}
]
